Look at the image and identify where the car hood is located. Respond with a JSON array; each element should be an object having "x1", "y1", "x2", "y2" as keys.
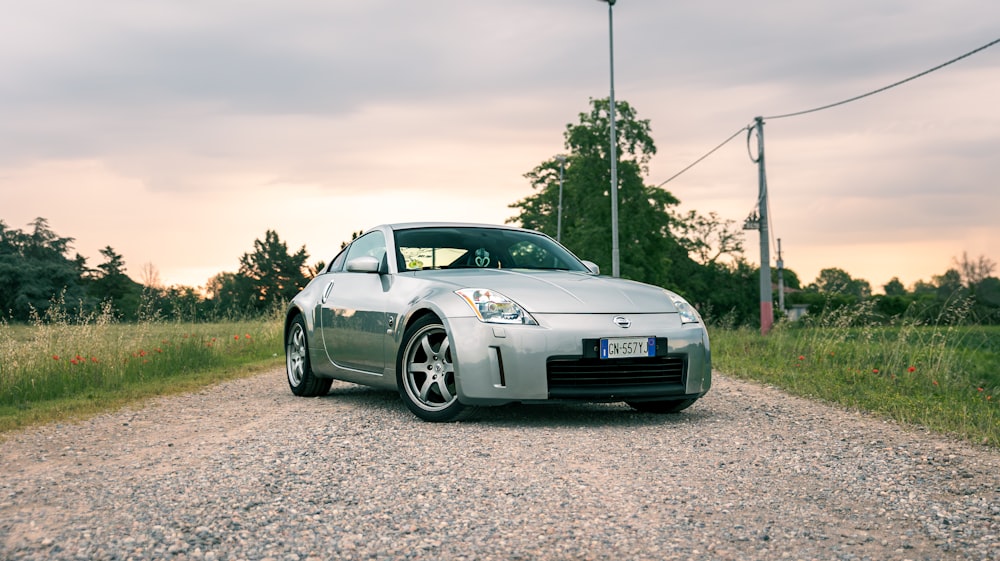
[{"x1": 411, "y1": 269, "x2": 678, "y2": 314}]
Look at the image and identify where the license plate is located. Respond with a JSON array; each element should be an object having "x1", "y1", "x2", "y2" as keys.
[{"x1": 600, "y1": 337, "x2": 656, "y2": 359}]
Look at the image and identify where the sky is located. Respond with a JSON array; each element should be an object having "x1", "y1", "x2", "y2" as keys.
[{"x1": 2, "y1": 0, "x2": 998, "y2": 294}]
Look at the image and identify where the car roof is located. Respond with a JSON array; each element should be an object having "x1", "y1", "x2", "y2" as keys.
[{"x1": 371, "y1": 222, "x2": 535, "y2": 234}]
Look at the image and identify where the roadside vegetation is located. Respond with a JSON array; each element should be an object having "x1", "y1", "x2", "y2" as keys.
[
  {"x1": 0, "y1": 297, "x2": 282, "y2": 434},
  {"x1": 713, "y1": 300, "x2": 999, "y2": 447},
  {"x1": 2, "y1": 292, "x2": 997, "y2": 448}
]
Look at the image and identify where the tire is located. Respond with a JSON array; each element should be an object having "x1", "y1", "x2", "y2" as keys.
[
  {"x1": 285, "y1": 315, "x2": 332, "y2": 397},
  {"x1": 626, "y1": 398, "x2": 698, "y2": 414},
  {"x1": 396, "y1": 316, "x2": 470, "y2": 422}
]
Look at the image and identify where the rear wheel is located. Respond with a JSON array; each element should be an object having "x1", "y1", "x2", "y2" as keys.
[
  {"x1": 285, "y1": 315, "x2": 332, "y2": 397},
  {"x1": 626, "y1": 398, "x2": 697, "y2": 414},
  {"x1": 397, "y1": 316, "x2": 470, "y2": 422}
]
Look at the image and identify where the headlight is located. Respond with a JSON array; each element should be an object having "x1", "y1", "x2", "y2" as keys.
[
  {"x1": 666, "y1": 292, "x2": 702, "y2": 324},
  {"x1": 455, "y1": 289, "x2": 538, "y2": 325}
]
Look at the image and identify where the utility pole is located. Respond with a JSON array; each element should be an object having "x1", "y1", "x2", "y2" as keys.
[
  {"x1": 753, "y1": 117, "x2": 773, "y2": 334},
  {"x1": 776, "y1": 238, "x2": 785, "y2": 318}
]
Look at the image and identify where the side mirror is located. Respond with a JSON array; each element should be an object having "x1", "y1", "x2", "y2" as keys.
[
  {"x1": 581, "y1": 260, "x2": 600, "y2": 275},
  {"x1": 346, "y1": 255, "x2": 382, "y2": 273}
]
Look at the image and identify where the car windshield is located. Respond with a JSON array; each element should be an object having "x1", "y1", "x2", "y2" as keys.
[{"x1": 394, "y1": 227, "x2": 590, "y2": 272}]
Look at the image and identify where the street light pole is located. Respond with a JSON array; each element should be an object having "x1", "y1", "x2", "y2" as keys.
[
  {"x1": 555, "y1": 155, "x2": 566, "y2": 242},
  {"x1": 598, "y1": 0, "x2": 620, "y2": 277}
]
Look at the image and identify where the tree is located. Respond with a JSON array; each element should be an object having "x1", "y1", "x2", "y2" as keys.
[
  {"x1": 912, "y1": 279, "x2": 936, "y2": 295},
  {"x1": 157, "y1": 285, "x2": 204, "y2": 321},
  {"x1": 883, "y1": 277, "x2": 907, "y2": 296},
  {"x1": 776, "y1": 267, "x2": 802, "y2": 291},
  {"x1": 672, "y1": 210, "x2": 745, "y2": 267},
  {"x1": 0, "y1": 218, "x2": 87, "y2": 320},
  {"x1": 236, "y1": 230, "x2": 310, "y2": 312},
  {"x1": 87, "y1": 246, "x2": 143, "y2": 319},
  {"x1": 689, "y1": 257, "x2": 760, "y2": 327},
  {"x1": 932, "y1": 269, "x2": 964, "y2": 300},
  {"x1": 973, "y1": 277, "x2": 1000, "y2": 322},
  {"x1": 954, "y1": 252, "x2": 996, "y2": 289},
  {"x1": 810, "y1": 268, "x2": 871, "y2": 299},
  {"x1": 508, "y1": 98, "x2": 693, "y2": 288},
  {"x1": 205, "y1": 271, "x2": 255, "y2": 317},
  {"x1": 308, "y1": 261, "x2": 327, "y2": 278},
  {"x1": 140, "y1": 262, "x2": 162, "y2": 288}
]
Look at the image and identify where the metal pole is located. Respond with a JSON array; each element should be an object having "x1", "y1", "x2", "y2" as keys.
[
  {"x1": 599, "y1": 0, "x2": 620, "y2": 277},
  {"x1": 754, "y1": 116, "x2": 773, "y2": 334},
  {"x1": 608, "y1": 0, "x2": 620, "y2": 277},
  {"x1": 555, "y1": 155, "x2": 566, "y2": 242}
]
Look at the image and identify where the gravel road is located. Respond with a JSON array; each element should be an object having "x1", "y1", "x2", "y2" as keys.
[{"x1": 1, "y1": 368, "x2": 998, "y2": 561}]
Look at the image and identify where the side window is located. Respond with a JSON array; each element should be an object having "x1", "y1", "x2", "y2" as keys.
[
  {"x1": 327, "y1": 246, "x2": 349, "y2": 272},
  {"x1": 344, "y1": 231, "x2": 387, "y2": 267}
]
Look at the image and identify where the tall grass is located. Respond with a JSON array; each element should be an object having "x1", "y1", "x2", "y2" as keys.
[
  {"x1": 0, "y1": 294, "x2": 284, "y2": 433},
  {"x1": 713, "y1": 299, "x2": 999, "y2": 447}
]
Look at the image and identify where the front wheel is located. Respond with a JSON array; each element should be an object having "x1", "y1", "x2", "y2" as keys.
[
  {"x1": 396, "y1": 316, "x2": 470, "y2": 422},
  {"x1": 626, "y1": 398, "x2": 698, "y2": 414},
  {"x1": 286, "y1": 315, "x2": 332, "y2": 397}
]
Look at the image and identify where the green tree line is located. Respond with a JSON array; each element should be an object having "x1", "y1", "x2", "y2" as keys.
[
  {"x1": 0, "y1": 219, "x2": 313, "y2": 322},
  {"x1": 3, "y1": 98, "x2": 997, "y2": 325}
]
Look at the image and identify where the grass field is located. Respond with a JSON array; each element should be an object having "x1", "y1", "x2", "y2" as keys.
[
  {"x1": 712, "y1": 316, "x2": 999, "y2": 447},
  {"x1": 0, "y1": 302, "x2": 284, "y2": 433}
]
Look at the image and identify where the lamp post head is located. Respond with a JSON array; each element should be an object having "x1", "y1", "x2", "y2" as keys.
[{"x1": 596, "y1": 0, "x2": 616, "y2": 4}]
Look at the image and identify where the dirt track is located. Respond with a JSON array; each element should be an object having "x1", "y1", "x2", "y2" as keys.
[{"x1": 2, "y1": 369, "x2": 998, "y2": 560}]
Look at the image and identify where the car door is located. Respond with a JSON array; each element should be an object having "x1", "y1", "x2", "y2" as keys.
[{"x1": 318, "y1": 231, "x2": 389, "y2": 375}]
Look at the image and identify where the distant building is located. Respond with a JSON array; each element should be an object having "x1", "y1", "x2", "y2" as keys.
[{"x1": 786, "y1": 304, "x2": 809, "y2": 322}]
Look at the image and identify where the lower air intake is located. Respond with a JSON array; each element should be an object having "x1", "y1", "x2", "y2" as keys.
[{"x1": 546, "y1": 355, "x2": 687, "y2": 400}]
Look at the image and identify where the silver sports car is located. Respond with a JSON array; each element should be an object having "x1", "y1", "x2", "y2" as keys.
[{"x1": 284, "y1": 223, "x2": 711, "y2": 421}]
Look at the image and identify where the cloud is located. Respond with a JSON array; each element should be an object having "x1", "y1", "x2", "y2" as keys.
[{"x1": 0, "y1": 0, "x2": 998, "y2": 290}]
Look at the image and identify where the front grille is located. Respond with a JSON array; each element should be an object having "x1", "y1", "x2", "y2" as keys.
[{"x1": 546, "y1": 355, "x2": 687, "y2": 400}]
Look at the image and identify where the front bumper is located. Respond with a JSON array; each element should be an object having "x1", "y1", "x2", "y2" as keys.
[{"x1": 444, "y1": 313, "x2": 711, "y2": 406}]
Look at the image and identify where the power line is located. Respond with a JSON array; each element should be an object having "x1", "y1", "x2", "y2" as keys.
[
  {"x1": 764, "y1": 37, "x2": 1000, "y2": 120},
  {"x1": 655, "y1": 36, "x2": 1000, "y2": 186},
  {"x1": 655, "y1": 125, "x2": 747, "y2": 188}
]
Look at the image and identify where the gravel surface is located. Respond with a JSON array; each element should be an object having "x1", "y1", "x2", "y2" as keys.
[{"x1": 1, "y1": 369, "x2": 998, "y2": 561}]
